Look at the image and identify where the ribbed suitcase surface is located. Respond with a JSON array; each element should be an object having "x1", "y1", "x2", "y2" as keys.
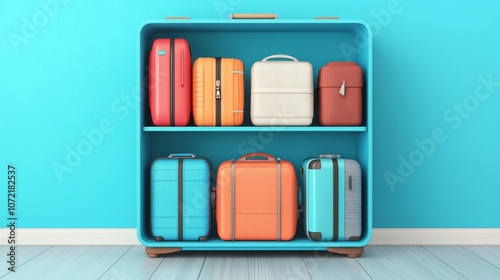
[
  {"x1": 318, "y1": 62, "x2": 363, "y2": 126},
  {"x1": 150, "y1": 154, "x2": 211, "y2": 241},
  {"x1": 216, "y1": 153, "x2": 298, "y2": 241},
  {"x1": 192, "y1": 57, "x2": 244, "y2": 126},
  {"x1": 301, "y1": 155, "x2": 362, "y2": 241},
  {"x1": 251, "y1": 55, "x2": 313, "y2": 126}
]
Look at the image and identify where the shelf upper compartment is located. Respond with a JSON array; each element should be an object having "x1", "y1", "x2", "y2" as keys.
[{"x1": 143, "y1": 126, "x2": 367, "y2": 132}]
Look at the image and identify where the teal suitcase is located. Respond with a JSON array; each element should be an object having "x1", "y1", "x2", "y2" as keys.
[
  {"x1": 150, "y1": 153, "x2": 211, "y2": 241},
  {"x1": 301, "y1": 154, "x2": 362, "y2": 241}
]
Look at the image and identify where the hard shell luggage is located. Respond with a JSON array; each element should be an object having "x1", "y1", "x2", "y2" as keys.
[
  {"x1": 318, "y1": 62, "x2": 363, "y2": 126},
  {"x1": 192, "y1": 57, "x2": 244, "y2": 126},
  {"x1": 216, "y1": 153, "x2": 298, "y2": 241},
  {"x1": 301, "y1": 154, "x2": 362, "y2": 241},
  {"x1": 250, "y1": 54, "x2": 314, "y2": 126},
  {"x1": 149, "y1": 38, "x2": 192, "y2": 126},
  {"x1": 150, "y1": 153, "x2": 211, "y2": 241}
]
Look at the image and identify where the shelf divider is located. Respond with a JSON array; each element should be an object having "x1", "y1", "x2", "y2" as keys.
[{"x1": 143, "y1": 126, "x2": 367, "y2": 132}]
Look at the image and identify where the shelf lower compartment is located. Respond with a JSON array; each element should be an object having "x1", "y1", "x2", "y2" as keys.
[
  {"x1": 139, "y1": 233, "x2": 370, "y2": 250},
  {"x1": 138, "y1": 222, "x2": 371, "y2": 250}
]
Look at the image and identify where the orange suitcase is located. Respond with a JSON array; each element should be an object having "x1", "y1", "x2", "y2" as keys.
[
  {"x1": 192, "y1": 57, "x2": 244, "y2": 126},
  {"x1": 216, "y1": 153, "x2": 298, "y2": 241}
]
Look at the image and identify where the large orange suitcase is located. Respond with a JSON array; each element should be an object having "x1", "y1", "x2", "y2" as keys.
[
  {"x1": 216, "y1": 153, "x2": 298, "y2": 241},
  {"x1": 192, "y1": 57, "x2": 244, "y2": 126}
]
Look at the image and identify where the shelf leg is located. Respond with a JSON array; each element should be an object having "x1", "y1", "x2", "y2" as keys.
[
  {"x1": 145, "y1": 247, "x2": 182, "y2": 258},
  {"x1": 326, "y1": 247, "x2": 364, "y2": 258}
]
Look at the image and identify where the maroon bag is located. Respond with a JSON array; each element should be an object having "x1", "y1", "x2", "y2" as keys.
[{"x1": 318, "y1": 62, "x2": 363, "y2": 126}]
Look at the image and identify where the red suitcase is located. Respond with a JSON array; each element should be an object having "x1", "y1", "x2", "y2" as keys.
[
  {"x1": 149, "y1": 38, "x2": 191, "y2": 126},
  {"x1": 318, "y1": 62, "x2": 363, "y2": 126}
]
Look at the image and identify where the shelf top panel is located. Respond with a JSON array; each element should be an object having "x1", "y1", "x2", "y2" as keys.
[
  {"x1": 143, "y1": 126, "x2": 367, "y2": 132},
  {"x1": 141, "y1": 20, "x2": 372, "y2": 34}
]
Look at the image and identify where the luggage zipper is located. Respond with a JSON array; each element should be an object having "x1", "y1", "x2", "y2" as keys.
[
  {"x1": 170, "y1": 39, "x2": 175, "y2": 126},
  {"x1": 216, "y1": 80, "x2": 221, "y2": 99},
  {"x1": 339, "y1": 81, "x2": 346, "y2": 96},
  {"x1": 215, "y1": 58, "x2": 221, "y2": 126}
]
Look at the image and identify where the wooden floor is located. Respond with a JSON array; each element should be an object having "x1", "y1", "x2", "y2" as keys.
[{"x1": 1, "y1": 246, "x2": 500, "y2": 279}]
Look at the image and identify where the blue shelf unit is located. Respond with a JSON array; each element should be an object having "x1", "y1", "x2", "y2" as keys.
[{"x1": 137, "y1": 20, "x2": 372, "y2": 253}]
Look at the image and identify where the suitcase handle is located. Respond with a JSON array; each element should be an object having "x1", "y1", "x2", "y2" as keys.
[
  {"x1": 181, "y1": 49, "x2": 185, "y2": 86},
  {"x1": 169, "y1": 153, "x2": 195, "y2": 158},
  {"x1": 261, "y1": 54, "x2": 298, "y2": 62},
  {"x1": 238, "y1": 152, "x2": 275, "y2": 161},
  {"x1": 326, "y1": 62, "x2": 358, "y2": 66},
  {"x1": 319, "y1": 154, "x2": 341, "y2": 159}
]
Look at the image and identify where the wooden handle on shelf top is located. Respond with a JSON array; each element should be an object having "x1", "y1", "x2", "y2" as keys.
[{"x1": 230, "y1": 13, "x2": 278, "y2": 19}]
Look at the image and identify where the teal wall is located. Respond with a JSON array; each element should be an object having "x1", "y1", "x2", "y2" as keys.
[{"x1": 1, "y1": 0, "x2": 499, "y2": 228}]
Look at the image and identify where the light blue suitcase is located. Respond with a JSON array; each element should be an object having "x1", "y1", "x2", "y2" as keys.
[
  {"x1": 150, "y1": 153, "x2": 211, "y2": 241},
  {"x1": 301, "y1": 154, "x2": 362, "y2": 241}
]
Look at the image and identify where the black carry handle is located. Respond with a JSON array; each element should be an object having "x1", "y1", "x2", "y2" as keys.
[
  {"x1": 210, "y1": 187, "x2": 216, "y2": 218},
  {"x1": 238, "y1": 152, "x2": 276, "y2": 161}
]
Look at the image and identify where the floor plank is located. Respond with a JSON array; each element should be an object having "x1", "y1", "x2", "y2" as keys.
[
  {"x1": 424, "y1": 245, "x2": 500, "y2": 279},
  {"x1": 246, "y1": 252, "x2": 311, "y2": 280},
  {"x1": 198, "y1": 251, "x2": 250, "y2": 280},
  {"x1": 0, "y1": 246, "x2": 52, "y2": 278},
  {"x1": 462, "y1": 246, "x2": 500, "y2": 269},
  {"x1": 21, "y1": 246, "x2": 131, "y2": 280},
  {"x1": 357, "y1": 246, "x2": 466, "y2": 280},
  {"x1": 302, "y1": 250, "x2": 371, "y2": 280},
  {"x1": 149, "y1": 251, "x2": 207, "y2": 280},
  {"x1": 1, "y1": 246, "x2": 93, "y2": 279},
  {"x1": 98, "y1": 246, "x2": 163, "y2": 280},
  {"x1": 66, "y1": 246, "x2": 131, "y2": 279},
  {"x1": 199, "y1": 251, "x2": 311, "y2": 280}
]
